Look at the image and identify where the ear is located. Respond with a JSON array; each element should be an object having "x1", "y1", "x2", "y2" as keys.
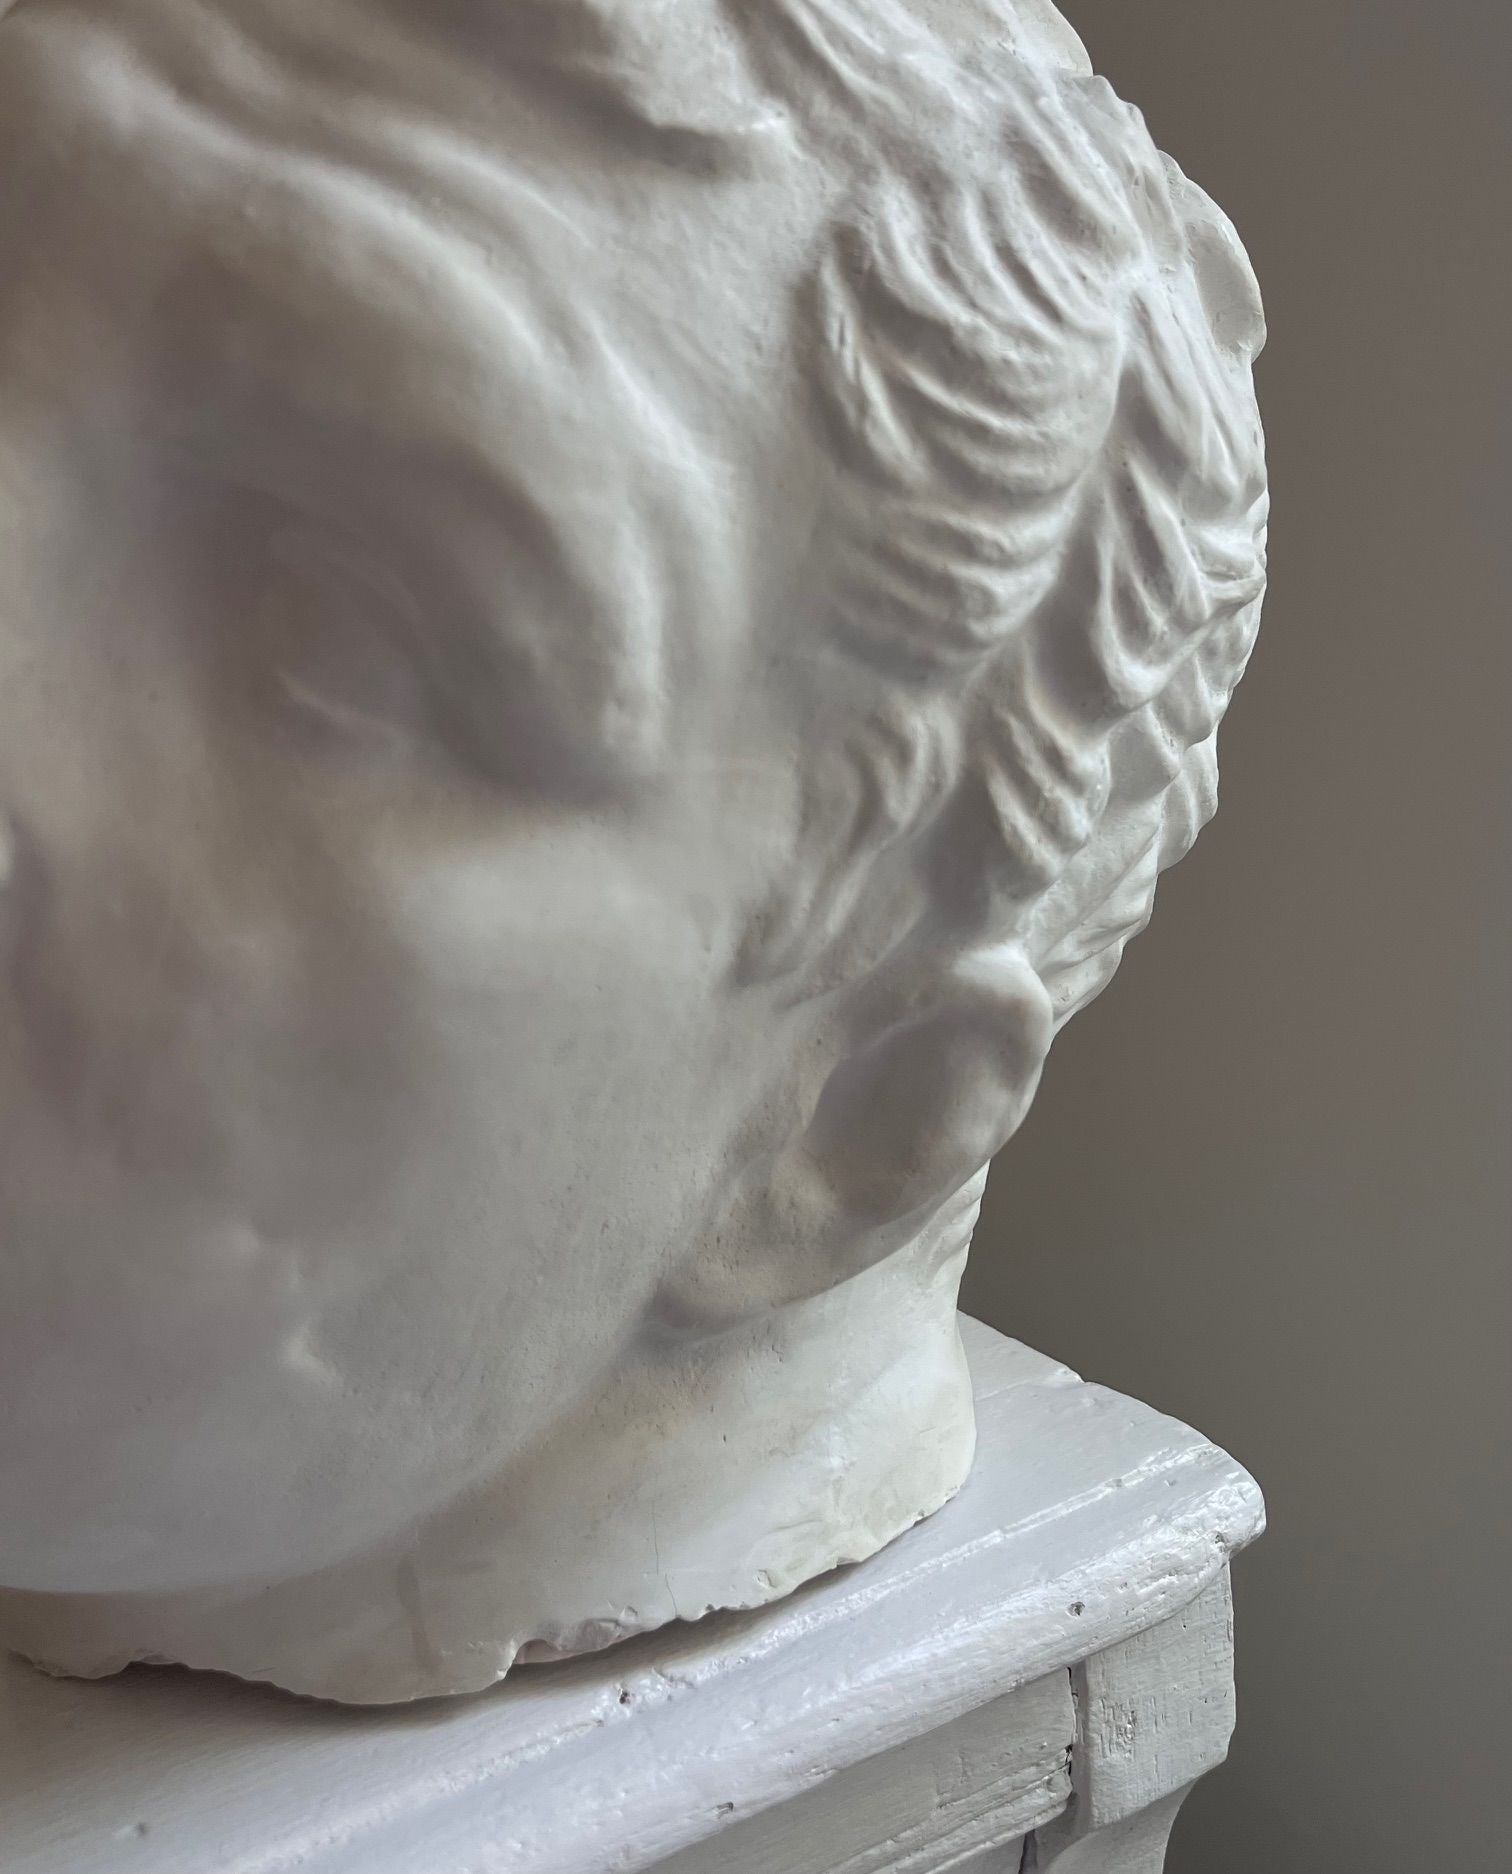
[
  {"x1": 789, "y1": 944, "x2": 1054, "y2": 1241},
  {"x1": 651, "y1": 945, "x2": 1053, "y2": 1334}
]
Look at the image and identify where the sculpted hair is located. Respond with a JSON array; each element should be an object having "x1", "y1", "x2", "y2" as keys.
[{"x1": 731, "y1": 0, "x2": 1268, "y2": 1022}]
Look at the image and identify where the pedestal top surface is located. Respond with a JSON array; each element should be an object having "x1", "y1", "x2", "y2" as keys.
[{"x1": 0, "y1": 1319, "x2": 1263, "y2": 1874}]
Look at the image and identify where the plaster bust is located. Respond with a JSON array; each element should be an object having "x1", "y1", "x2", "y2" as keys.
[{"x1": 0, "y1": 0, "x2": 1267, "y2": 1701}]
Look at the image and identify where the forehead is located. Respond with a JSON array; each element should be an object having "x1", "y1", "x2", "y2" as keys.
[
  {"x1": 0, "y1": 0, "x2": 806, "y2": 310},
  {"x1": 1, "y1": 0, "x2": 829, "y2": 782}
]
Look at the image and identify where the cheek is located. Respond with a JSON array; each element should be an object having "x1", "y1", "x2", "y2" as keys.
[
  {"x1": 0, "y1": 692, "x2": 786, "y2": 1583},
  {"x1": 0, "y1": 704, "x2": 421, "y2": 1256},
  {"x1": 352, "y1": 823, "x2": 789, "y2": 1310},
  {"x1": 374, "y1": 830, "x2": 739, "y2": 1159}
]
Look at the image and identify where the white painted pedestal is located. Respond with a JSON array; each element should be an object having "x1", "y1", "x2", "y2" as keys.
[{"x1": 0, "y1": 1319, "x2": 1264, "y2": 1873}]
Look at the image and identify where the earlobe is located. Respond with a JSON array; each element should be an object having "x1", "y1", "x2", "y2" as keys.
[{"x1": 796, "y1": 945, "x2": 1054, "y2": 1236}]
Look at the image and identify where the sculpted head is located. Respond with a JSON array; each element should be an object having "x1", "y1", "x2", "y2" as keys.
[{"x1": 0, "y1": 0, "x2": 1265, "y2": 1684}]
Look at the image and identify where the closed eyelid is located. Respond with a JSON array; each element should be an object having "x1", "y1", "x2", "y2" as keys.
[
  {"x1": 276, "y1": 669, "x2": 415, "y2": 750},
  {"x1": 253, "y1": 473, "x2": 642, "y2": 802}
]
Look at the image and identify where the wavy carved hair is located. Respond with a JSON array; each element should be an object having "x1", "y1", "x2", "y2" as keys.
[{"x1": 730, "y1": 0, "x2": 1268, "y2": 1024}]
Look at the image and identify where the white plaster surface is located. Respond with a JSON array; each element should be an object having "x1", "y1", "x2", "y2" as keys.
[
  {"x1": 0, "y1": 0, "x2": 1267, "y2": 1701},
  {"x1": 0, "y1": 1319, "x2": 1264, "y2": 1874}
]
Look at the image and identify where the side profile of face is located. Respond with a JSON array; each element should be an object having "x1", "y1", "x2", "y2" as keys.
[{"x1": 0, "y1": 0, "x2": 1267, "y2": 1623}]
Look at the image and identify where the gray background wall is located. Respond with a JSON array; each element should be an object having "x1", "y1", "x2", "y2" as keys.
[{"x1": 960, "y1": 4, "x2": 1512, "y2": 1870}]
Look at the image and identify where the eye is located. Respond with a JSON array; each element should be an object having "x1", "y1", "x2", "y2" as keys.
[{"x1": 257, "y1": 527, "x2": 442, "y2": 766}]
